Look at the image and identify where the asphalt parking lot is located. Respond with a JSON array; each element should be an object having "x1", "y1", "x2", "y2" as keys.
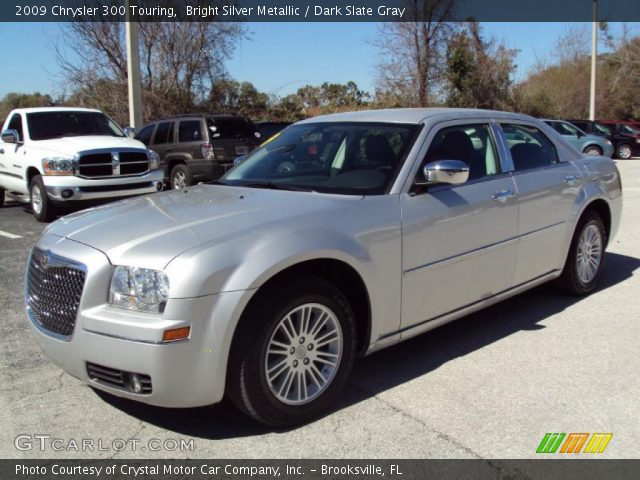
[{"x1": 1, "y1": 161, "x2": 639, "y2": 460}]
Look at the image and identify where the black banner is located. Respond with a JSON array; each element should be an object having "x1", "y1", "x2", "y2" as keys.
[
  {"x1": 2, "y1": 460, "x2": 640, "y2": 480},
  {"x1": 4, "y1": 0, "x2": 640, "y2": 22}
]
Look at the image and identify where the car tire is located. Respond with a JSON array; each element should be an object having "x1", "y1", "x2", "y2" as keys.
[
  {"x1": 0, "y1": 187, "x2": 5, "y2": 208},
  {"x1": 616, "y1": 144, "x2": 632, "y2": 160},
  {"x1": 169, "y1": 164, "x2": 192, "y2": 189},
  {"x1": 29, "y1": 175, "x2": 56, "y2": 222},
  {"x1": 556, "y1": 211, "x2": 606, "y2": 296},
  {"x1": 584, "y1": 145, "x2": 602, "y2": 156},
  {"x1": 228, "y1": 276, "x2": 357, "y2": 427}
]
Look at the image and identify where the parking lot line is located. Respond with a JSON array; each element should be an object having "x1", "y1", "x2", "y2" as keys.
[{"x1": 0, "y1": 229, "x2": 22, "y2": 239}]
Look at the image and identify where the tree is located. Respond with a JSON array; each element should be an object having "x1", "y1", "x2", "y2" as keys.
[
  {"x1": 373, "y1": 0, "x2": 458, "y2": 107},
  {"x1": 445, "y1": 23, "x2": 517, "y2": 110},
  {"x1": 56, "y1": 9, "x2": 245, "y2": 124},
  {"x1": 0, "y1": 92, "x2": 55, "y2": 121}
]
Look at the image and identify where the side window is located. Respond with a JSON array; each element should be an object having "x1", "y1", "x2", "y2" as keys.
[
  {"x1": 7, "y1": 114, "x2": 24, "y2": 141},
  {"x1": 501, "y1": 124, "x2": 559, "y2": 171},
  {"x1": 423, "y1": 124, "x2": 500, "y2": 181},
  {"x1": 556, "y1": 122, "x2": 578, "y2": 136},
  {"x1": 135, "y1": 124, "x2": 154, "y2": 145},
  {"x1": 153, "y1": 122, "x2": 174, "y2": 144},
  {"x1": 178, "y1": 120, "x2": 203, "y2": 143}
]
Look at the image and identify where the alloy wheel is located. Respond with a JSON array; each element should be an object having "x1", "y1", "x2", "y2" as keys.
[
  {"x1": 264, "y1": 303, "x2": 343, "y2": 405},
  {"x1": 31, "y1": 185, "x2": 43, "y2": 215},
  {"x1": 576, "y1": 224, "x2": 603, "y2": 284}
]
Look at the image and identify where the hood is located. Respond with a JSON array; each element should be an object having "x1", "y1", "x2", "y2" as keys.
[
  {"x1": 31, "y1": 136, "x2": 147, "y2": 156},
  {"x1": 47, "y1": 185, "x2": 361, "y2": 269}
]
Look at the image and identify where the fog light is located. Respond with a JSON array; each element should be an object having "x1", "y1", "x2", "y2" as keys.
[
  {"x1": 162, "y1": 326, "x2": 191, "y2": 342},
  {"x1": 61, "y1": 189, "x2": 73, "y2": 199},
  {"x1": 129, "y1": 373, "x2": 143, "y2": 394},
  {"x1": 156, "y1": 182, "x2": 163, "y2": 191}
]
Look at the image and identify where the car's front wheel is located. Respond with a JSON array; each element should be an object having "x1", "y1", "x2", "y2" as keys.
[
  {"x1": 584, "y1": 145, "x2": 602, "y2": 156},
  {"x1": 616, "y1": 144, "x2": 632, "y2": 160},
  {"x1": 556, "y1": 212, "x2": 606, "y2": 296},
  {"x1": 228, "y1": 277, "x2": 357, "y2": 427},
  {"x1": 29, "y1": 175, "x2": 56, "y2": 222}
]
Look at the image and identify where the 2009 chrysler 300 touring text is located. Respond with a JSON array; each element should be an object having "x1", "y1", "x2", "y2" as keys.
[{"x1": 25, "y1": 109, "x2": 622, "y2": 426}]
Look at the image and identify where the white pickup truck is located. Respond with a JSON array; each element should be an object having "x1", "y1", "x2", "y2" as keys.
[{"x1": 0, "y1": 107, "x2": 164, "y2": 221}]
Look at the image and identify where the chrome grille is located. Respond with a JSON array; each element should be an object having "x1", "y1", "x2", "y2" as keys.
[
  {"x1": 87, "y1": 363, "x2": 153, "y2": 394},
  {"x1": 77, "y1": 149, "x2": 149, "y2": 178},
  {"x1": 26, "y1": 248, "x2": 86, "y2": 338}
]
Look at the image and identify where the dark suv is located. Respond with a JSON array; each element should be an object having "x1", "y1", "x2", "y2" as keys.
[
  {"x1": 135, "y1": 115, "x2": 261, "y2": 188},
  {"x1": 570, "y1": 119, "x2": 640, "y2": 160}
]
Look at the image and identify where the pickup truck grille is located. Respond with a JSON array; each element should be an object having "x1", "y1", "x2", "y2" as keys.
[
  {"x1": 25, "y1": 248, "x2": 86, "y2": 338},
  {"x1": 77, "y1": 150, "x2": 149, "y2": 178}
]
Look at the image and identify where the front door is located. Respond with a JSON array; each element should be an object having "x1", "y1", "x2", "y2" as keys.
[
  {"x1": 401, "y1": 122, "x2": 519, "y2": 332},
  {"x1": 0, "y1": 113, "x2": 28, "y2": 194}
]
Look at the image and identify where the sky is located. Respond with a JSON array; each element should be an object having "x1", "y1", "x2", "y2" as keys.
[{"x1": 0, "y1": 22, "x2": 635, "y2": 99}]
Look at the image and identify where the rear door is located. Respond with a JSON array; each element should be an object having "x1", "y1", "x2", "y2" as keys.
[
  {"x1": 400, "y1": 120, "x2": 519, "y2": 331},
  {"x1": 498, "y1": 122, "x2": 582, "y2": 285}
]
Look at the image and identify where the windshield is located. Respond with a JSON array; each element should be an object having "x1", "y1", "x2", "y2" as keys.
[
  {"x1": 593, "y1": 122, "x2": 612, "y2": 135},
  {"x1": 221, "y1": 122, "x2": 421, "y2": 195},
  {"x1": 27, "y1": 111, "x2": 125, "y2": 141}
]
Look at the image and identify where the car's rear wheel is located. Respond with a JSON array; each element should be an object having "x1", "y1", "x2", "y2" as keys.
[
  {"x1": 584, "y1": 145, "x2": 602, "y2": 156},
  {"x1": 170, "y1": 164, "x2": 192, "y2": 189},
  {"x1": 556, "y1": 212, "x2": 606, "y2": 296},
  {"x1": 228, "y1": 276, "x2": 357, "y2": 427},
  {"x1": 616, "y1": 144, "x2": 632, "y2": 160},
  {"x1": 29, "y1": 176, "x2": 55, "y2": 222}
]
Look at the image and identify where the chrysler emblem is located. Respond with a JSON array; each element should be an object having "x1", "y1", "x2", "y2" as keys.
[
  {"x1": 112, "y1": 152, "x2": 121, "y2": 175},
  {"x1": 39, "y1": 250, "x2": 50, "y2": 270}
]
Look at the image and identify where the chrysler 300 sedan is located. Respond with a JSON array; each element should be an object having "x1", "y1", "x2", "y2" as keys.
[{"x1": 26, "y1": 109, "x2": 622, "y2": 426}]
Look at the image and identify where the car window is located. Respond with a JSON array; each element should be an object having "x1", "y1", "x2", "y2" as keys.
[
  {"x1": 621, "y1": 124, "x2": 640, "y2": 135},
  {"x1": 135, "y1": 124, "x2": 154, "y2": 145},
  {"x1": 501, "y1": 124, "x2": 559, "y2": 171},
  {"x1": 153, "y1": 121, "x2": 174, "y2": 144},
  {"x1": 423, "y1": 124, "x2": 500, "y2": 181},
  {"x1": 26, "y1": 111, "x2": 124, "y2": 140},
  {"x1": 7, "y1": 113, "x2": 24, "y2": 141},
  {"x1": 571, "y1": 121, "x2": 588, "y2": 131},
  {"x1": 178, "y1": 120, "x2": 203, "y2": 143},
  {"x1": 553, "y1": 121, "x2": 579, "y2": 136},
  {"x1": 207, "y1": 117, "x2": 259, "y2": 140},
  {"x1": 593, "y1": 123, "x2": 611, "y2": 135}
]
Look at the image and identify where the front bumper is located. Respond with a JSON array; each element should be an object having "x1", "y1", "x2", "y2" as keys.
[
  {"x1": 43, "y1": 170, "x2": 164, "y2": 202},
  {"x1": 26, "y1": 235, "x2": 250, "y2": 408}
]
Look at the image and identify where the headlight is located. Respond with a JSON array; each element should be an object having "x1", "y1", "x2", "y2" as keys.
[
  {"x1": 42, "y1": 157, "x2": 76, "y2": 176},
  {"x1": 148, "y1": 149, "x2": 160, "y2": 170},
  {"x1": 109, "y1": 266, "x2": 170, "y2": 313}
]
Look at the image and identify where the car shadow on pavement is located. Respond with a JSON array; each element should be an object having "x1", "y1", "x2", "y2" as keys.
[{"x1": 94, "y1": 251, "x2": 640, "y2": 439}]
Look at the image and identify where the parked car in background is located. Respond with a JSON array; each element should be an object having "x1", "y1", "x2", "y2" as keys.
[
  {"x1": 0, "y1": 107, "x2": 163, "y2": 221},
  {"x1": 570, "y1": 119, "x2": 640, "y2": 160},
  {"x1": 27, "y1": 108, "x2": 621, "y2": 426},
  {"x1": 543, "y1": 119, "x2": 613, "y2": 157},
  {"x1": 135, "y1": 114, "x2": 261, "y2": 189},
  {"x1": 255, "y1": 121, "x2": 292, "y2": 141},
  {"x1": 598, "y1": 121, "x2": 640, "y2": 159}
]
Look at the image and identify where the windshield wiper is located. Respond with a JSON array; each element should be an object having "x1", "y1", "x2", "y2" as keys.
[{"x1": 244, "y1": 182, "x2": 315, "y2": 192}]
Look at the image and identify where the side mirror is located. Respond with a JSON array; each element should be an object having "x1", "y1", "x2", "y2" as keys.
[
  {"x1": 576, "y1": 130, "x2": 584, "y2": 138},
  {"x1": 417, "y1": 160, "x2": 469, "y2": 186},
  {"x1": 1, "y1": 129, "x2": 20, "y2": 144},
  {"x1": 124, "y1": 127, "x2": 136, "y2": 138}
]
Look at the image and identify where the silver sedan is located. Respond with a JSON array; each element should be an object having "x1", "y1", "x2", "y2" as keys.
[{"x1": 25, "y1": 109, "x2": 622, "y2": 426}]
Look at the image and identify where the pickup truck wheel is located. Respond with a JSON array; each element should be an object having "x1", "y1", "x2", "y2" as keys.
[
  {"x1": 616, "y1": 144, "x2": 632, "y2": 160},
  {"x1": 556, "y1": 212, "x2": 606, "y2": 296},
  {"x1": 30, "y1": 176, "x2": 55, "y2": 222},
  {"x1": 228, "y1": 277, "x2": 357, "y2": 427},
  {"x1": 170, "y1": 164, "x2": 191, "y2": 189},
  {"x1": 584, "y1": 145, "x2": 602, "y2": 156}
]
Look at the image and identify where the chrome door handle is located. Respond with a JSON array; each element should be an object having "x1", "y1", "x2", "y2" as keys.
[
  {"x1": 564, "y1": 175, "x2": 581, "y2": 186},
  {"x1": 492, "y1": 190, "x2": 515, "y2": 202}
]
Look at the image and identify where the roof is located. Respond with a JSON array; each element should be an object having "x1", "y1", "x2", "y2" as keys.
[
  {"x1": 297, "y1": 108, "x2": 536, "y2": 125},
  {"x1": 10, "y1": 107, "x2": 101, "y2": 114}
]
